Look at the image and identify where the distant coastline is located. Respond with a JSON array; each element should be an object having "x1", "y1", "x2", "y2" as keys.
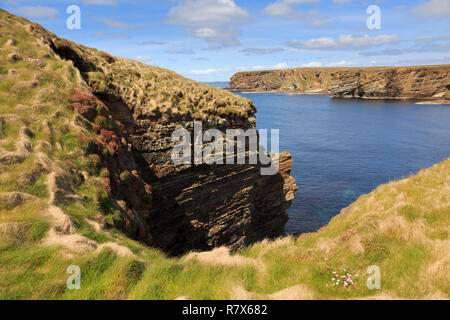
[{"x1": 227, "y1": 65, "x2": 450, "y2": 104}]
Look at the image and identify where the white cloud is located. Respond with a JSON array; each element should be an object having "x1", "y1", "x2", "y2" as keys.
[
  {"x1": 263, "y1": 2, "x2": 292, "y2": 16},
  {"x1": 168, "y1": 0, "x2": 249, "y2": 48},
  {"x1": 272, "y1": 62, "x2": 289, "y2": 69},
  {"x1": 189, "y1": 28, "x2": 241, "y2": 48},
  {"x1": 168, "y1": 0, "x2": 248, "y2": 28},
  {"x1": 12, "y1": 6, "x2": 59, "y2": 18},
  {"x1": 95, "y1": 17, "x2": 136, "y2": 29},
  {"x1": 293, "y1": 37, "x2": 335, "y2": 49},
  {"x1": 360, "y1": 49, "x2": 404, "y2": 56},
  {"x1": 136, "y1": 55, "x2": 154, "y2": 65},
  {"x1": 188, "y1": 62, "x2": 289, "y2": 76},
  {"x1": 240, "y1": 47, "x2": 286, "y2": 55},
  {"x1": 286, "y1": 34, "x2": 400, "y2": 50},
  {"x1": 300, "y1": 59, "x2": 356, "y2": 68},
  {"x1": 264, "y1": 0, "x2": 320, "y2": 16},
  {"x1": 82, "y1": 0, "x2": 117, "y2": 5},
  {"x1": 326, "y1": 60, "x2": 355, "y2": 67},
  {"x1": 237, "y1": 62, "x2": 289, "y2": 71},
  {"x1": 410, "y1": 0, "x2": 450, "y2": 17},
  {"x1": 263, "y1": 2, "x2": 328, "y2": 28},
  {"x1": 301, "y1": 61, "x2": 322, "y2": 67},
  {"x1": 337, "y1": 34, "x2": 399, "y2": 48}
]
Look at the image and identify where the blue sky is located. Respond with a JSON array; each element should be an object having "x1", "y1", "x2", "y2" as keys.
[{"x1": 1, "y1": 0, "x2": 449, "y2": 81}]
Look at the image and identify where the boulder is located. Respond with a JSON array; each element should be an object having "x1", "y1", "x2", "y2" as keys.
[
  {"x1": 0, "y1": 192, "x2": 38, "y2": 210},
  {"x1": 0, "y1": 222, "x2": 29, "y2": 244}
]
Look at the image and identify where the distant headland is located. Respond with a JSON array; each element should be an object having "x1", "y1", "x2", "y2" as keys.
[{"x1": 228, "y1": 65, "x2": 450, "y2": 104}]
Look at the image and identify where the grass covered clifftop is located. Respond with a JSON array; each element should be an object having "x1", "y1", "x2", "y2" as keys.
[
  {"x1": 0, "y1": 9, "x2": 256, "y2": 125},
  {"x1": 0, "y1": 9, "x2": 448, "y2": 300}
]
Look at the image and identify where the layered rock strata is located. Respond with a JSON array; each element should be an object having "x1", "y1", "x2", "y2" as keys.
[{"x1": 229, "y1": 66, "x2": 450, "y2": 103}]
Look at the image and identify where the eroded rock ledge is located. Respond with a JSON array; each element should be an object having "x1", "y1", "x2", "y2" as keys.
[{"x1": 229, "y1": 66, "x2": 450, "y2": 103}]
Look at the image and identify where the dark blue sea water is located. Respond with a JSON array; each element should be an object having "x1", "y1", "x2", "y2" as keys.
[
  {"x1": 204, "y1": 82, "x2": 450, "y2": 234},
  {"x1": 235, "y1": 93, "x2": 450, "y2": 234}
]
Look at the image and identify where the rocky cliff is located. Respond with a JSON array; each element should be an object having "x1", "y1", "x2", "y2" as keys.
[
  {"x1": 0, "y1": 9, "x2": 297, "y2": 256},
  {"x1": 229, "y1": 68, "x2": 334, "y2": 94},
  {"x1": 229, "y1": 66, "x2": 450, "y2": 103}
]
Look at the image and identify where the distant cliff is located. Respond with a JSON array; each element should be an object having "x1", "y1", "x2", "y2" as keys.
[
  {"x1": 229, "y1": 68, "x2": 333, "y2": 94},
  {"x1": 229, "y1": 66, "x2": 450, "y2": 103}
]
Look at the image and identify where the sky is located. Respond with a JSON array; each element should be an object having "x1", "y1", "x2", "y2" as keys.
[{"x1": 1, "y1": 0, "x2": 449, "y2": 81}]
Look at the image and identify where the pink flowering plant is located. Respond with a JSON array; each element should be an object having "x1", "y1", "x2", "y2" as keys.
[
  {"x1": 27, "y1": 57, "x2": 45, "y2": 67},
  {"x1": 329, "y1": 268, "x2": 359, "y2": 290}
]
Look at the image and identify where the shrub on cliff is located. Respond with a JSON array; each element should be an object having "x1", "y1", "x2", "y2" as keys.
[
  {"x1": 86, "y1": 154, "x2": 101, "y2": 175},
  {"x1": 126, "y1": 260, "x2": 146, "y2": 287},
  {"x1": 60, "y1": 133, "x2": 79, "y2": 151},
  {"x1": 97, "y1": 189, "x2": 113, "y2": 214},
  {"x1": 119, "y1": 171, "x2": 132, "y2": 186}
]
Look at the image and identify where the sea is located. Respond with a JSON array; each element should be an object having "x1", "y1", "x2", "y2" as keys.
[{"x1": 206, "y1": 82, "x2": 450, "y2": 234}]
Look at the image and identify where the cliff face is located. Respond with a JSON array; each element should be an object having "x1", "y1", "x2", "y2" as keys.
[
  {"x1": 329, "y1": 67, "x2": 450, "y2": 101},
  {"x1": 0, "y1": 9, "x2": 297, "y2": 255},
  {"x1": 229, "y1": 66, "x2": 450, "y2": 102},
  {"x1": 229, "y1": 68, "x2": 333, "y2": 94}
]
